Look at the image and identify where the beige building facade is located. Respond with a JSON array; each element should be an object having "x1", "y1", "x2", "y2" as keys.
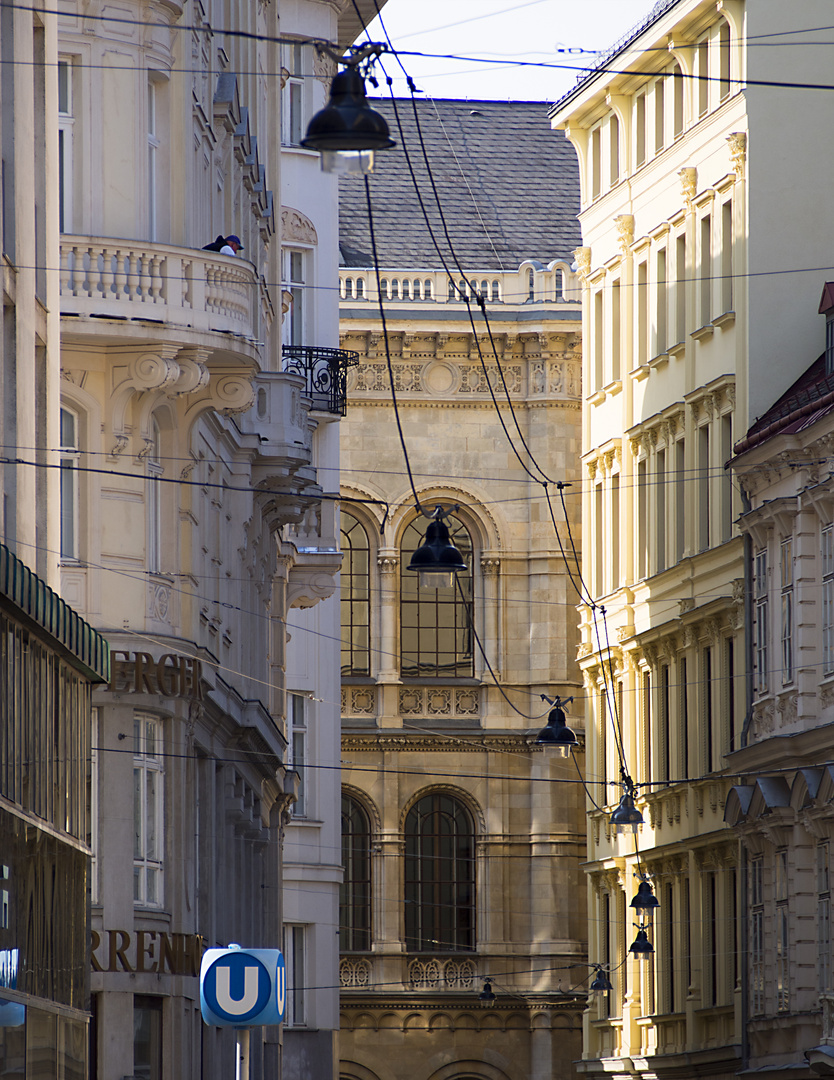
[
  {"x1": 726, "y1": 288, "x2": 834, "y2": 1079},
  {"x1": 550, "y1": 1, "x2": 834, "y2": 1078},
  {"x1": 51, "y1": 1, "x2": 381, "y2": 1077},
  {"x1": 337, "y1": 99, "x2": 589, "y2": 1080}
]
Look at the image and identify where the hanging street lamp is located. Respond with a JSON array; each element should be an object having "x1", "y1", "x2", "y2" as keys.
[
  {"x1": 406, "y1": 505, "x2": 468, "y2": 589},
  {"x1": 535, "y1": 697, "x2": 577, "y2": 756},
  {"x1": 302, "y1": 43, "x2": 395, "y2": 154}
]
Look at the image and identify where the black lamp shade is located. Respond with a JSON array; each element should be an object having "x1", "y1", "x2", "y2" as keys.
[
  {"x1": 301, "y1": 69, "x2": 395, "y2": 153},
  {"x1": 479, "y1": 979, "x2": 496, "y2": 1007},
  {"x1": 610, "y1": 792, "x2": 644, "y2": 834},
  {"x1": 407, "y1": 518, "x2": 468, "y2": 589},
  {"x1": 631, "y1": 880, "x2": 660, "y2": 914},
  {"x1": 535, "y1": 705, "x2": 577, "y2": 757},
  {"x1": 629, "y1": 928, "x2": 654, "y2": 959},
  {"x1": 590, "y1": 968, "x2": 612, "y2": 993}
]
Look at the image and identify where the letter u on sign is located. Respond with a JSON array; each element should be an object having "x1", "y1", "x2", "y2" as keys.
[{"x1": 200, "y1": 947, "x2": 286, "y2": 1027}]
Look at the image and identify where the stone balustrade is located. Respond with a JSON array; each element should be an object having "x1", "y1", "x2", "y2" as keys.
[{"x1": 60, "y1": 236, "x2": 260, "y2": 340}]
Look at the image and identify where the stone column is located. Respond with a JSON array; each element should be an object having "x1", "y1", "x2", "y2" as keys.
[{"x1": 480, "y1": 557, "x2": 501, "y2": 682}]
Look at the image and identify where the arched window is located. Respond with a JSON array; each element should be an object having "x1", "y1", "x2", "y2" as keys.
[
  {"x1": 400, "y1": 514, "x2": 473, "y2": 678},
  {"x1": 59, "y1": 405, "x2": 80, "y2": 559},
  {"x1": 340, "y1": 511, "x2": 371, "y2": 676},
  {"x1": 404, "y1": 793, "x2": 475, "y2": 952},
  {"x1": 340, "y1": 793, "x2": 372, "y2": 951}
]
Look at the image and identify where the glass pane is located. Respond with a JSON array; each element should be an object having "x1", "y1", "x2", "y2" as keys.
[
  {"x1": 58, "y1": 61, "x2": 69, "y2": 114},
  {"x1": 133, "y1": 768, "x2": 142, "y2": 857},
  {"x1": 146, "y1": 772, "x2": 156, "y2": 858}
]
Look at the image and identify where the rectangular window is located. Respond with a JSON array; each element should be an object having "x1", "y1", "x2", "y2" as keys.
[
  {"x1": 637, "y1": 458, "x2": 648, "y2": 580},
  {"x1": 672, "y1": 63, "x2": 684, "y2": 137},
  {"x1": 640, "y1": 670, "x2": 651, "y2": 784},
  {"x1": 827, "y1": 316, "x2": 834, "y2": 377},
  {"x1": 750, "y1": 856, "x2": 764, "y2": 1014},
  {"x1": 776, "y1": 849, "x2": 789, "y2": 1011},
  {"x1": 819, "y1": 842, "x2": 831, "y2": 993},
  {"x1": 59, "y1": 406, "x2": 79, "y2": 559},
  {"x1": 755, "y1": 549, "x2": 769, "y2": 694},
  {"x1": 823, "y1": 524, "x2": 834, "y2": 673},
  {"x1": 147, "y1": 418, "x2": 162, "y2": 574},
  {"x1": 720, "y1": 413, "x2": 733, "y2": 543},
  {"x1": 781, "y1": 538, "x2": 793, "y2": 684},
  {"x1": 595, "y1": 483, "x2": 604, "y2": 595},
  {"x1": 703, "y1": 646, "x2": 713, "y2": 773},
  {"x1": 58, "y1": 58, "x2": 73, "y2": 233},
  {"x1": 655, "y1": 247, "x2": 667, "y2": 355},
  {"x1": 719, "y1": 21, "x2": 731, "y2": 100},
  {"x1": 611, "y1": 474, "x2": 620, "y2": 590},
  {"x1": 283, "y1": 249, "x2": 307, "y2": 347},
  {"x1": 609, "y1": 114, "x2": 620, "y2": 186},
  {"x1": 725, "y1": 637, "x2": 736, "y2": 754},
  {"x1": 721, "y1": 199, "x2": 733, "y2": 313},
  {"x1": 698, "y1": 38, "x2": 709, "y2": 116},
  {"x1": 655, "y1": 77, "x2": 665, "y2": 153},
  {"x1": 134, "y1": 996, "x2": 162, "y2": 1080},
  {"x1": 637, "y1": 261, "x2": 648, "y2": 366},
  {"x1": 148, "y1": 80, "x2": 160, "y2": 242},
  {"x1": 659, "y1": 663, "x2": 670, "y2": 782},
  {"x1": 591, "y1": 125, "x2": 601, "y2": 199},
  {"x1": 675, "y1": 233, "x2": 687, "y2": 344},
  {"x1": 675, "y1": 437, "x2": 686, "y2": 563},
  {"x1": 284, "y1": 925, "x2": 307, "y2": 1026},
  {"x1": 635, "y1": 94, "x2": 646, "y2": 167},
  {"x1": 700, "y1": 214, "x2": 712, "y2": 327},
  {"x1": 90, "y1": 708, "x2": 99, "y2": 904},
  {"x1": 134, "y1": 714, "x2": 164, "y2": 907},
  {"x1": 656, "y1": 448, "x2": 666, "y2": 574},
  {"x1": 698, "y1": 425, "x2": 710, "y2": 551},
  {"x1": 705, "y1": 873, "x2": 717, "y2": 1006},
  {"x1": 663, "y1": 882, "x2": 675, "y2": 1013},
  {"x1": 600, "y1": 892, "x2": 611, "y2": 1018},
  {"x1": 593, "y1": 289, "x2": 604, "y2": 389},
  {"x1": 680, "y1": 656, "x2": 689, "y2": 778},
  {"x1": 283, "y1": 43, "x2": 307, "y2": 146},
  {"x1": 610, "y1": 278, "x2": 621, "y2": 382},
  {"x1": 289, "y1": 694, "x2": 307, "y2": 817}
]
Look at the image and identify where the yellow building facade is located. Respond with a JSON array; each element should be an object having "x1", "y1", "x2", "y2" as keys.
[{"x1": 550, "y1": 2, "x2": 834, "y2": 1077}]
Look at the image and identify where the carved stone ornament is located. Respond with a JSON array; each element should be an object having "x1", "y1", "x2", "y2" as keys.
[
  {"x1": 614, "y1": 214, "x2": 634, "y2": 254},
  {"x1": 480, "y1": 558, "x2": 500, "y2": 576},
  {"x1": 727, "y1": 131, "x2": 747, "y2": 177},
  {"x1": 377, "y1": 555, "x2": 399, "y2": 575},
  {"x1": 679, "y1": 167, "x2": 698, "y2": 209},
  {"x1": 573, "y1": 246, "x2": 592, "y2": 281},
  {"x1": 281, "y1": 207, "x2": 318, "y2": 246}
]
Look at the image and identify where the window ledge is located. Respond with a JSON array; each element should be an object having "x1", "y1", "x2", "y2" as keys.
[
  {"x1": 712, "y1": 310, "x2": 735, "y2": 329},
  {"x1": 691, "y1": 324, "x2": 714, "y2": 341},
  {"x1": 630, "y1": 364, "x2": 650, "y2": 382},
  {"x1": 588, "y1": 389, "x2": 606, "y2": 406},
  {"x1": 649, "y1": 352, "x2": 669, "y2": 370},
  {"x1": 668, "y1": 340, "x2": 686, "y2": 358},
  {"x1": 602, "y1": 379, "x2": 623, "y2": 396}
]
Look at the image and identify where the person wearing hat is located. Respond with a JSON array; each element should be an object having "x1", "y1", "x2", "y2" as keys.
[{"x1": 202, "y1": 234, "x2": 243, "y2": 256}]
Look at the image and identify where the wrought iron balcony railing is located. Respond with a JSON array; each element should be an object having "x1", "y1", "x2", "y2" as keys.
[{"x1": 282, "y1": 345, "x2": 359, "y2": 416}]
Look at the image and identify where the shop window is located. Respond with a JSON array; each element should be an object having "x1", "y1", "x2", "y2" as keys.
[
  {"x1": 404, "y1": 793, "x2": 474, "y2": 952},
  {"x1": 340, "y1": 794, "x2": 371, "y2": 951},
  {"x1": 340, "y1": 512, "x2": 371, "y2": 676},
  {"x1": 283, "y1": 925, "x2": 307, "y2": 1026},
  {"x1": 400, "y1": 514, "x2": 473, "y2": 678},
  {"x1": 134, "y1": 995, "x2": 162, "y2": 1080}
]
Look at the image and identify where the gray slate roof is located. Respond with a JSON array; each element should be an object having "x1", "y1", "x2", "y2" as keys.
[{"x1": 339, "y1": 99, "x2": 581, "y2": 272}]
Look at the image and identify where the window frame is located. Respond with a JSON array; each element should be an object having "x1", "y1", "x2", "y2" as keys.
[
  {"x1": 399, "y1": 513, "x2": 474, "y2": 680},
  {"x1": 59, "y1": 404, "x2": 80, "y2": 560},
  {"x1": 404, "y1": 792, "x2": 475, "y2": 953},
  {"x1": 133, "y1": 713, "x2": 164, "y2": 908},
  {"x1": 340, "y1": 793, "x2": 372, "y2": 952},
  {"x1": 340, "y1": 511, "x2": 371, "y2": 678}
]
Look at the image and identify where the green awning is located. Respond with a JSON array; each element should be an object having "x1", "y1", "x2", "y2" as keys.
[{"x1": 0, "y1": 543, "x2": 110, "y2": 682}]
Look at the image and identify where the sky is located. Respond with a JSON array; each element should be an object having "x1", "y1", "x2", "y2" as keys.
[{"x1": 360, "y1": 0, "x2": 656, "y2": 103}]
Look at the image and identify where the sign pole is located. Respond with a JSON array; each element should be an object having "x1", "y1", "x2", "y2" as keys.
[{"x1": 235, "y1": 1029, "x2": 249, "y2": 1080}]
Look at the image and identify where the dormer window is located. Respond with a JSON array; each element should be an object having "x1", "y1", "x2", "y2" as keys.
[{"x1": 818, "y1": 282, "x2": 834, "y2": 375}]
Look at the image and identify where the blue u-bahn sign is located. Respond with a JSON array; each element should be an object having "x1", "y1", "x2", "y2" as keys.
[{"x1": 200, "y1": 946, "x2": 285, "y2": 1027}]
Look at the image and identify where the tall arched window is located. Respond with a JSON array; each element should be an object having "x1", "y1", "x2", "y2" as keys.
[
  {"x1": 404, "y1": 793, "x2": 475, "y2": 952},
  {"x1": 400, "y1": 514, "x2": 473, "y2": 678},
  {"x1": 340, "y1": 512, "x2": 371, "y2": 676},
  {"x1": 340, "y1": 793, "x2": 372, "y2": 951}
]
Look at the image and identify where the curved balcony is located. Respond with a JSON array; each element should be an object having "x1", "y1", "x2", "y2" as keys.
[
  {"x1": 59, "y1": 236, "x2": 264, "y2": 343},
  {"x1": 282, "y1": 345, "x2": 359, "y2": 416}
]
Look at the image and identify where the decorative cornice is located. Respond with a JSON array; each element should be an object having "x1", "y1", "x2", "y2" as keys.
[{"x1": 342, "y1": 731, "x2": 536, "y2": 754}]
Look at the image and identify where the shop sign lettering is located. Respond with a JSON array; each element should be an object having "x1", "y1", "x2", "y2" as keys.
[
  {"x1": 91, "y1": 929, "x2": 204, "y2": 976},
  {"x1": 108, "y1": 651, "x2": 203, "y2": 700}
]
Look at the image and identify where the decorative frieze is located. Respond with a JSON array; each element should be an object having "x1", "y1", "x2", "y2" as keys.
[
  {"x1": 398, "y1": 686, "x2": 480, "y2": 719},
  {"x1": 727, "y1": 131, "x2": 747, "y2": 178}
]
